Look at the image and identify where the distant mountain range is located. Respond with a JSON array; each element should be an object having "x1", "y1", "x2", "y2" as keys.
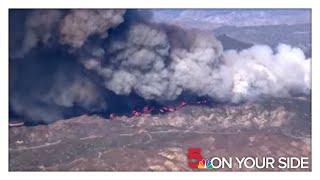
[
  {"x1": 216, "y1": 34, "x2": 253, "y2": 51},
  {"x1": 151, "y1": 10, "x2": 311, "y2": 57},
  {"x1": 152, "y1": 9, "x2": 310, "y2": 29},
  {"x1": 214, "y1": 23, "x2": 311, "y2": 57}
]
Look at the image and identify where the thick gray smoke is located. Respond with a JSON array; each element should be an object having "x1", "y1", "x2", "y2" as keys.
[
  {"x1": 10, "y1": 10, "x2": 62, "y2": 58},
  {"x1": 85, "y1": 22, "x2": 309, "y2": 103},
  {"x1": 59, "y1": 9, "x2": 125, "y2": 48},
  {"x1": 9, "y1": 56, "x2": 107, "y2": 122},
  {"x1": 9, "y1": 9, "x2": 311, "y2": 123}
]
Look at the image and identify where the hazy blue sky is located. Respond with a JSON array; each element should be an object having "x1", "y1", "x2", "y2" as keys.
[{"x1": 151, "y1": 9, "x2": 310, "y2": 29}]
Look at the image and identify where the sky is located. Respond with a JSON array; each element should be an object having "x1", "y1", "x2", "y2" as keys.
[{"x1": 151, "y1": 9, "x2": 311, "y2": 29}]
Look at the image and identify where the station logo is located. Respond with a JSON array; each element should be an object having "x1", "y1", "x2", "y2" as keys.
[{"x1": 187, "y1": 148, "x2": 310, "y2": 170}]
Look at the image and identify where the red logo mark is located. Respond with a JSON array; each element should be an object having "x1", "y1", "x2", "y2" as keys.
[{"x1": 187, "y1": 148, "x2": 203, "y2": 169}]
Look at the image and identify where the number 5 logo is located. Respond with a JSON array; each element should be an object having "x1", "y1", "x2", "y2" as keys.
[{"x1": 187, "y1": 148, "x2": 203, "y2": 169}]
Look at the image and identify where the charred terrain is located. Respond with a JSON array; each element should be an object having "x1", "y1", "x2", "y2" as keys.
[{"x1": 9, "y1": 96, "x2": 311, "y2": 171}]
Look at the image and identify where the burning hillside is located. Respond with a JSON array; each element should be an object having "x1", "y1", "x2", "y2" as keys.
[{"x1": 9, "y1": 96, "x2": 311, "y2": 171}]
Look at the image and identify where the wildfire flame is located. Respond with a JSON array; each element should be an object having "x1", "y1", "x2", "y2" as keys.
[{"x1": 109, "y1": 98, "x2": 210, "y2": 120}]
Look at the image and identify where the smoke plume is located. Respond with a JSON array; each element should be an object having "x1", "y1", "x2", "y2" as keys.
[{"x1": 9, "y1": 9, "x2": 311, "y2": 123}]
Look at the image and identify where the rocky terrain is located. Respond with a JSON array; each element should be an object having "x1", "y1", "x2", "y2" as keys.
[{"x1": 9, "y1": 96, "x2": 311, "y2": 171}]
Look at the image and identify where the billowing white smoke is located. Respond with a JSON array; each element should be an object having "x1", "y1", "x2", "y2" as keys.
[
  {"x1": 82, "y1": 23, "x2": 310, "y2": 103},
  {"x1": 223, "y1": 44, "x2": 310, "y2": 102},
  {"x1": 9, "y1": 9, "x2": 311, "y2": 122},
  {"x1": 168, "y1": 33, "x2": 227, "y2": 100}
]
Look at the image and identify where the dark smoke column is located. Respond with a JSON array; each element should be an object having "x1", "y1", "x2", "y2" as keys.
[{"x1": 9, "y1": 9, "x2": 311, "y2": 123}]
